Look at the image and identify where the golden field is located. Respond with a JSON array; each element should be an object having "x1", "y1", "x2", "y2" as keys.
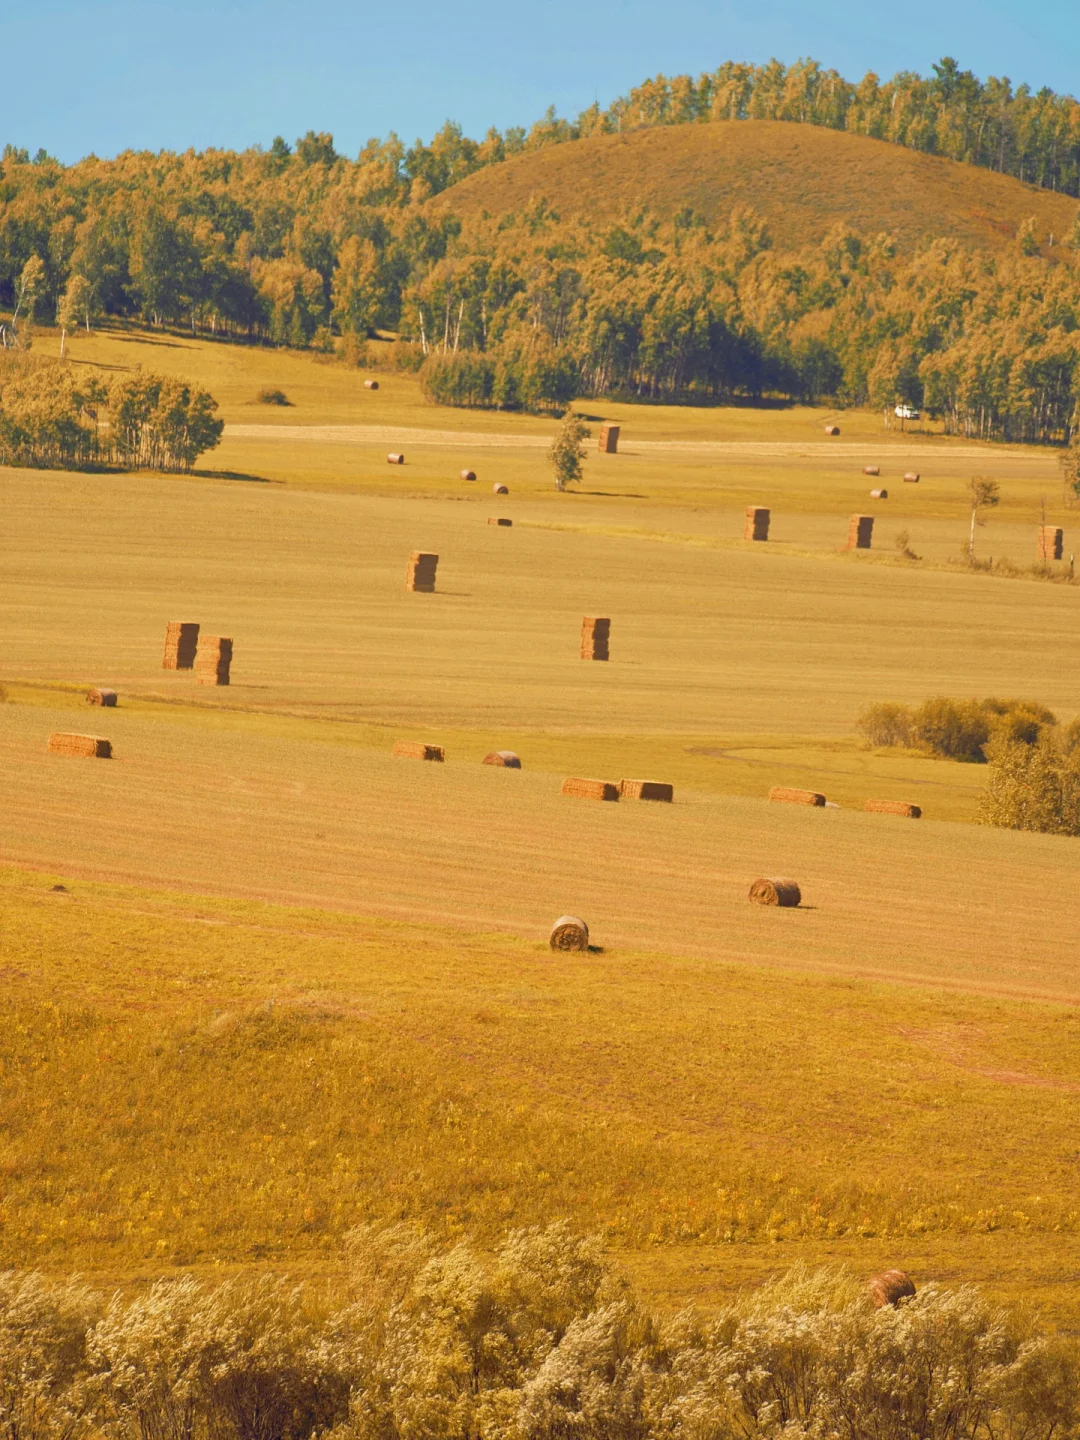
[{"x1": 3, "y1": 326, "x2": 1080, "y2": 1330}]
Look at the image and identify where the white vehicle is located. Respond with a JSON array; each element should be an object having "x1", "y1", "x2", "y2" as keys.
[{"x1": 894, "y1": 403, "x2": 920, "y2": 420}]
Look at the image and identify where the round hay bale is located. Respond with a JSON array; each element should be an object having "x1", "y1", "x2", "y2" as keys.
[
  {"x1": 86, "y1": 688, "x2": 117, "y2": 707},
  {"x1": 869, "y1": 1270, "x2": 916, "y2": 1308},
  {"x1": 748, "y1": 877, "x2": 801, "y2": 907},
  {"x1": 387, "y1": 452, "x2": 404, "y2": 465},
  {"x1": 550, "y1": 915, "x2": 589, "y2": 952},
  {"x1": 870, "y1": 488, "x2": 888, "y2": 499},
  {"x1": 483, "y1": 750, "x2": 521, "y2": 767},
  {"x1": 824, "y1": 424, "x2": 840, "y2": 436},
  {"x1": 863, "y1": 464, "x2": 880, "y2": 476},
  {"x1": 903, "y1": 471, "x2": 920, "y2": 483},
  {"x1": 461, "y1": 469, "x2": 477, "y2": 481},
  {"x1": 364, "y1": 379, "x2": 380, "y2": 390},
  {"x1": 493, "y1": 483, "x2": 509, "y2": 494}
]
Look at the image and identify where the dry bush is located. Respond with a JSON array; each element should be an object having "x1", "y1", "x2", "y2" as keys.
[
  {"x1": 856, "y1": 702, "x2": 912, "y2": 748},
  {"x1": 255, "y1": 389, "x2": 290, "y2": 406},
  {"x1": 0, "y1": 1272, "x2": 98, "y2": 1440}
]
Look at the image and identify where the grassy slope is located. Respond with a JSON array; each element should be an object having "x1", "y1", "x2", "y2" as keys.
[
  {"x1": 433, "y1": 119, "x2": 1080, "y2": 254},
  {"x1": 4, "y1": 864, "x2": 1080, "y2": 1333},
  {"x1": 5, "y1": 330, "x2": 1080, "y2": 1327}
]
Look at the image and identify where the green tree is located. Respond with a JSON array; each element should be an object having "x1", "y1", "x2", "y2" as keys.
[
  {"x1": 548, "y1": 411, "x2": 589, "y2": 491},
  {"x1": 967, "y1": 474, "x2": 1000, "y2": 560},
  {"x1": 56, "y1": 274, "x2": 95, "y2": 357}
]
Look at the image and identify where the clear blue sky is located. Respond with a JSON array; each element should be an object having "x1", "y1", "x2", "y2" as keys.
[{"x1": 4, "y1": 0, "x2": 1078, "y2": 163}]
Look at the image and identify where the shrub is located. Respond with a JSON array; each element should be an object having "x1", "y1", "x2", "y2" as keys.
[
  {"x1": 982, "y1": 697, "x2": 1057, "y2": 747},
  {"x1": 979, "y1": 736, "x2": 1080, "y2": 836},
  {"x1": 256, "y1": 388, "x2": 291, "y2": 406},
  {"x1": 910, "y1": 697, "x2": 991, "y2": 761},
  {"x1": 419, "y1": 351, "x2": 495, "y2": 408},
  {"x1": 856, "y1": 702, "x2": 912, "y2": 748}
]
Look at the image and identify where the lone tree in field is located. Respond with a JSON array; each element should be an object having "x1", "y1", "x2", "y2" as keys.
[
  {"x1": 549, "y1": 411, "x2": 590, "y2": 491},
  {"x1": 967, "y1": 475, "x2": 1000, "y2": 561}
]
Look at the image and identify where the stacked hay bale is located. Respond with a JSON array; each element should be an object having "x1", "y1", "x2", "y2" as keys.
[
  {"x1": 847, "y1": 514, "x2": 874, "y2": 549},
  {"x1": 86, "y1": 688, "x2": 117, "y2": 707},
  {"x1": 581, "y1": 616, "x2": 610, "y2": 661},
  {"x1": 195, "y1": 637, "x2": 232, "y2": 686},
  {"x1": 619, "y1": 779, "x2": 673, "y2": 802},
  {"x1": 393, "y1": 740, "x2": 445, "y2": 761},
  {"x1": 163, "y1": 622, "x2": 199, "y2": 670},
  {"x1": 1038, "y1": 526, "x2": 1064, "y2": 560},
  {"x1": 550, "y1": 916, "x2": 589, "y2": 951},
  {"x1": 561, "y1": 777, "x2": 619, "y2": 801},
  {"x1": 406, "y1": 552, "x2": 438, "y2": 592},
  {"x1": 483, "y1": 751, "x2": 521, "y2": 767},
  {"x1": 48, "y1": 733, "x2": 111, "y2": 758},
  {"x1": 748, "y1": 877, "x2": 801, "y2": 906},
  {"x1": 865, "y1": 799, "x2": 922, "y2": 818},
  {"x1": 488, "y1": 517, "x2": 512, "y2": 527},
  {"x1": 769, "y1": 786, "x2": 826, "y2": 806},
  {"x1": 744, "y1": 506, "x2": 770, "y2": 541},
  {"x1": 598, "y1": 423, "x2": 620, "y2": 454}
]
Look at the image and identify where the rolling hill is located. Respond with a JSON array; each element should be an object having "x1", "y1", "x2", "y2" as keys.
[{"x1": 435, "y1": 119, "x2": 1080, "y2": 254}]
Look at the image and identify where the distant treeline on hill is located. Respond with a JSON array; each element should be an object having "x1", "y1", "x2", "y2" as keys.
[{"x1": 3, "y1": 58, "x2": 1080, "y2": 440}]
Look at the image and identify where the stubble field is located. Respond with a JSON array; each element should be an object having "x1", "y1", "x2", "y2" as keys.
[{"x1": 3, "y1": 326, "x2": 1080, "y2": 1329}]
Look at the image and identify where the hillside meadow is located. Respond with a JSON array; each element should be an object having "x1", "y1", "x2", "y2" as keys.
[
  {"x1": 434, "y1": 119, "x2": 1080, "y2": 257},
  {"x1": 3, "y1": 328, "x2": 1080, "y2": 1333}
]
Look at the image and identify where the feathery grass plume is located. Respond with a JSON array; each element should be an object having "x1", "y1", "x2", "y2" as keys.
[{"x1": 0, "y1": 1272, "x2": 99, "y2": 1440}]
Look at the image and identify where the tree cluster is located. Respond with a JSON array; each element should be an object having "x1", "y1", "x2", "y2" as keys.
[
  {"x1": 857, "y1": 695, "x2": 1067, "y2": 762},
  {"x1": 0, "y1": 354, "x2": 223, "y2": 471},
  {"x1": 2, "y1": 1226, "x2": 1077, "y2": 1440},
  {"x1": 5, "y1": 73, "x2": 1080, "y2": 432}
]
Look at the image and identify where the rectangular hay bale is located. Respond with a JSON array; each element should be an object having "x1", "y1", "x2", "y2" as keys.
[
  {"x1": 406, "y1": 551, "x2": 439, "y2": 592},
  {"x1": 769, "y1": 786, "x2": 826, "y2": 807},
  {"x1": 163, "y1": 621, "x2": 199, "y2": 670},
  {"x1": 561, "y1": 776, "x2": 619, "y2": 801},
  {"x1": 598, "y1": 423, "x2": 620, "y2": 453},
  {"x1": 865, "y1": 798, "x2": 922, "y2": 818},
  {"x1": 393, "y1": 740, "x2": 445, "y2": 761},
  {"x1": 1038, "y1": 526, "x2": 1064, "y2": 561},
  {"x1": 48, "y1": 732, "x2": 111, "y2": 758},
  {"x1": 744, "y1": 506, "x2": 770, "y2": 541},
  {"x1": 846, "y1": 514, "x2": 874, "y2": 550},
  {"x1": 488, "y1": 517, "x2": 513, "y2": 526},
  {"x1": 619, "y1": 779, "x2": 674, "y2": 802},
  {"x1": 195, "y1": 636, "x2": 232, "y2": 686}
]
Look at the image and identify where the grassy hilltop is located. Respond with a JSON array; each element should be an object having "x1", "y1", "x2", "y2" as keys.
[
  {"x1": 4, "y1": 323, "x2": 1080, "y2": 1328},
  {"x1": 434, "y1": 119, "x2": 1080, "y2": 256}
]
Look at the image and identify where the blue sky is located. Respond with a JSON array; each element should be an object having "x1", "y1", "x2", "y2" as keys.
[{"x1": 3, "y1": 0, "x2": 1078, "y2": 163}]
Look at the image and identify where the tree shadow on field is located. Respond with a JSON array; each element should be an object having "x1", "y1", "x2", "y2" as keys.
[
  {"x1": 195, "y1": 469, "x2": 281, "y2": 484},
  {"x1": 109, "y1": 332, "x2": 192, "y2": 348},
  {"x1": 579, "y1": 490, "x2": 647, "y2": 499},
  {"x1": 587, "y1": 944, "x2": 605, "y2": 953}
]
